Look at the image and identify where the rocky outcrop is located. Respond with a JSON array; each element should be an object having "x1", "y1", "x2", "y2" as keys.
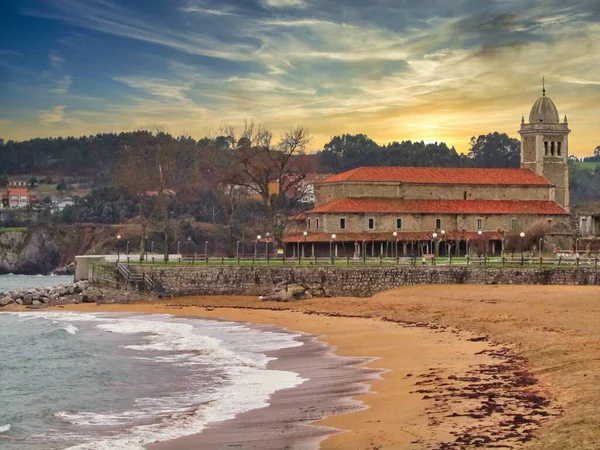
[
  {"x1": 0, "y1": 224, "x2": 112, "y2": 275},
  {"x1": 0, "y1": 228, "x2": 60, "y2": 275}
]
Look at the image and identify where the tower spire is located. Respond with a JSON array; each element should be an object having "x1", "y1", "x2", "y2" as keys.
[{"x1": 542, "y1": 77, "x2": 546, "y2": 96}]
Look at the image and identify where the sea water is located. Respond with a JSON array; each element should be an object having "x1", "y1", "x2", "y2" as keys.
[
  {"x1": 0, "y1": 311, "x2": 305, "y2": 449},
  {"x1": 0, "y1": 274, "x2": 74, "y2": 293}
]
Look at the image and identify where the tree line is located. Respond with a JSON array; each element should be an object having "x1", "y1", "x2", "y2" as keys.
[{"x1": 1, "y1": 129, "x2": 598, "y2": 258}]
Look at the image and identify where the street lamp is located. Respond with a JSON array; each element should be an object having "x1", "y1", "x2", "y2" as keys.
[
  {"x1": 236, "y1": 240, "x2": 240, "y2": 259},
  {"x1": 520, "y1": 232, "x2": 526, "y2": 265},
  {"x1": 204, "y1": 240, "x2": 208, "y2": 261},
  {"x1": 255, "y1": 234, "x2": 261, "y2": 258},
  {"x1": 116, "y1": 234, "x2": 122, "y2": 262},
  {"x1": 177, "y1": 240, "x2": 181, "y2": 255},
  {"x1": 392, "y1": 231, "x2": 398, "y2": 258},
  {"x1": 477, "y1": 230, "x2": 483, "y2": 257},
  {"x1": 538, "y1": 237, "x2": 543, "y2": 259},
  {"x1": 151, "y1": 240, "x2": 154, "y2": 254},
  {"x1": 303, "y1": 231, "x2": 308, "y2": 259},
  {"x1": 265, "y1": 232, "x2": 270, "y2": 262},
  {"x1": 432, "y1": 232, "x2": 438, "y2": 257},
  {"x1": 330, "y1": 234, "x2": 337, "y2": 264},
  {"x1": 126, "y1": 240, "x2": 129, "y2": 255},
  {"x1": 440, "y1": 230, "x2": 446, "y2": 257}
]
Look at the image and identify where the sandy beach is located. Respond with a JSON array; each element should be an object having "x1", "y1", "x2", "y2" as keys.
[{"x1": 43, "y1": 283, "x2": 600, "y2": 449}]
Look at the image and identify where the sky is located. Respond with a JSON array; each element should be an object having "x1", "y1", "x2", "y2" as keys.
[{"x1": 0, "y1": 0, "x2": 599, "y2": 155}]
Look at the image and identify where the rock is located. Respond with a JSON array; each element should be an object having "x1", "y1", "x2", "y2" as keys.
[
  {"x1": 82, "y1": 288, "x2": 103, "y2": 303},
  {"x1": 22, "y1": 295, "x2": 33, "y2": 305},
  {"x1": 268, "y1": 290, "x2": 293, "y2": 302},
  {"x1": 57, "y1": 288, "x2": 68, "y2": 297},
  {"x1": 67, "y1": 286, "x2": 75, "y2": 295},
  {"x1": 32, "y1": 300, "x2": 42, "y2": 306},
  {"x1": 0, "y1": 297, "x2": 14, "y2": 307},
  {"x1": 15, "y1": 299, "x2": 23, "y2": 305},
  {"x1": 41, "y1": 297, "x2": 50, "y2": 304},
  {"x1": 286, "y1": 284, "x2": 306, "y2": 299}
]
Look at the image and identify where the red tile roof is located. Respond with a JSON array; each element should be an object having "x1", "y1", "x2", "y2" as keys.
[
  {"x1": 307, "y1": 198, "x2": 569, "y2": 215},
  {"x1": 322, "y1": 167, "x2": 551, "y2": 186},
  {"x1": 283, "y1": 231, "x2": 505, "y2": 243},
  {"x1": 7, "y1": 188, "x2": 31, "y2": 196}
]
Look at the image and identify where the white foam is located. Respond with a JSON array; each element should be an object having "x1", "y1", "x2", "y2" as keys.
[
  {"x1": 0, "y1": 424, "x2": 10, "y2": 433},
  {"x1": 60, "y1": 324, "x2": 79, "y2": 335},
  {"x1": 7, "y1": 311, "x2": 307, "y2": 450}
]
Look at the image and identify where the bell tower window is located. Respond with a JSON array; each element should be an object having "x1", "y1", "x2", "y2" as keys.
[
  {"x1": 557, "y1": 142, "x2": 562, "y2": 156},
  {"x1": 544, "y1": 141, "x2": 549, "y2": 156},
  {"x1": 550, "y1": 142, "x2": 555, "y2": 156}
]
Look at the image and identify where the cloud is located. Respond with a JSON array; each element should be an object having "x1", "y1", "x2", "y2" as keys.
[
  {"x1": 181, "y1": 6, "x2": 239, "y2": 16},
  {"x1": 51, "y1": 75, "x2": 72, "y2": 94},
  {"x1": 263, "y1": 0, "x2": 307, "y2": 8},
  {"x1": 49, "y1": 52, "x2": 64, "y2": 69},
  {"x1": 39, "y1": 105, "x2": 67, "y2": 125}
]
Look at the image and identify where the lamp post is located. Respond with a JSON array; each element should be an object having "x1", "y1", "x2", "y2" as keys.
[
  {"x1": 116, "y1": 234, "x2": 121, "y2": 262},
  {"x1": 186, "y1": 236, "x2": 192, "y2": 261},
  {"x1": 440, "y1": 230, "x2": 446, "y2": 257},
  {"x1": 177, "y1": 240, "x2": 181, "y2": 256},
  {"x1": 432, "y1": 232, "x2": 438, "y2": 257},
  {"x1": 236, "y1": 240, "x2": 240, "y2": 259},
  {"x1": 151, "y1": 240, "x2": 154, "y2": 255},
  {"x1": 144, "y1": 235, "x2": 149, "y2": 261},
  {"x1": 303, "y1": 231, "x2": 308, "y2": 259},
  {"x1": 392, "y1": 231, "x2": 398, "y2": 258},
  {"x1": 538, "y1": 237, "x2": 543, "y2": 259},
  {"x1": 126, "y1": 240, "x2": 129, "y2": 255},
  {"x1": 477, "y1": 230, "x2": 483, "y2": 257},
  {"x1": 204, "y1": 240, "x2": 208, "y2": 261},
  {"x1": 265, "y1": 232, "x2": 270, "y2": 262},
  {"x1": 255, "y1": 235, "x2": 261, "y2": 259},
  {"x1": 520, "y1": 232, "x2": 525, "y2": 265},
  {"x1": 330, "y1": 234, "x2": 336, "y2": 265}
]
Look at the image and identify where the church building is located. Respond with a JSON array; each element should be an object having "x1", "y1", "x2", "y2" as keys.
[{"x1": 283, "y1": 88, "x2": 572, "y2": 258}]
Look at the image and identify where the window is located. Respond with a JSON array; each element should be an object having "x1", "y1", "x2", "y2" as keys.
[
  {"x1": 396, "y1": 218, "x2": 402, "y2": 229},
  {"x1": 435, "y1": 218, "x2": 442, "y2": 229},
  {"x1": 477, "y1": 218, "x2": 483, "y2": 230},
  {"x1": 340, "y1": 218, "x2": 346, "y2": 230},
  {"x1": 307, "y1": 219, "x2": 311, "y2": 230},
  {"x1": 511, "y1": 218, "x2": 517, "y2": 231},
  {"x1": 463, "y1": 191, "x2": 467, "y2": 200},
  {"x1": 557, "y1": 142, "x2": 562, "y2": 156},
  {"x1": 551, "y1": 142, "x2": 555, "y2": 156},
  {"x1": 315, "y1": 218, "x2": 320, "y2": 230},
  {"x1": 544, "y1": 141, "x2": 549, "y2": 156},
  {"x1": 368, "y1": 218, "x2": 375, "y2": 230}
]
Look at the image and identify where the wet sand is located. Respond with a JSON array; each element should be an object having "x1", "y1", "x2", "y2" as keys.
[{"x1": 46, "y1": 283, "x2": 599, "y2": 449}]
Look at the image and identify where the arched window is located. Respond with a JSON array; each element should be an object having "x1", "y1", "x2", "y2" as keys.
[
  {"x1": 544, "y1": 141, "x2": 549, "y2": 156},
  {"x1": 557, "y1": 142, "x2": 562, "y2": 156},
  {"x1": 551, "y1": 142, "x2": 555, "y2": 156}
]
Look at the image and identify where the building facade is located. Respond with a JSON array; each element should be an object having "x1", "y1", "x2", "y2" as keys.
[{"x1": 283, "y1": 89, "x2": 572, "y2": 258}]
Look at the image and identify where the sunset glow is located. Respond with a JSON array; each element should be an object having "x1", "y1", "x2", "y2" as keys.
[{"x1": 1, "y1": 0, "x2": 599, "y2": 155}]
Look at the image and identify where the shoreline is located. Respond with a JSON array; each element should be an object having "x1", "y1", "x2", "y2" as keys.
[
  {"x1": 44, "y1": 300, "x2": 561, "y2": 449},
  {"x1": 148, "y1": 330, "x2": 380, "y2": 450}
]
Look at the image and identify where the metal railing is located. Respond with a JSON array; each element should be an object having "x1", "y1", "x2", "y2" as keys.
[{"x1": 118, "y1": 254, "x2": 600, "y2": 268}]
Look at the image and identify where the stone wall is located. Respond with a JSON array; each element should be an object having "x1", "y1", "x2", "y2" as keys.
[
  {"x1": 316, "y1": 212, "x2": 570, "y2": 235},
  {"x1": 122, "y1": 265, "x2": 600, "y2": 298},
  {"x1": 314, "y1": 181, "x2": 552, "y2": 206}
]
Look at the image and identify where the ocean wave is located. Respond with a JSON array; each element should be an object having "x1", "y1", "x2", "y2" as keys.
[
  {"x1": 6, "y1": 312, "x2": 308, "y2": 450},
  {"x1": 0, "y1": 424, "x2": 10, "y2": 433}
]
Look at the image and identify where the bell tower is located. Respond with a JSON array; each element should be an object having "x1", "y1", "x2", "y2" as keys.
[{"x1": 519, "y1": 80, "x2": 570, "y2": 211}]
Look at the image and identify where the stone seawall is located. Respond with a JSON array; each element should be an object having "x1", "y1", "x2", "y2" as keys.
[{"x1": 116, "y1": 265, "x2": 600, "y2": 298}]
